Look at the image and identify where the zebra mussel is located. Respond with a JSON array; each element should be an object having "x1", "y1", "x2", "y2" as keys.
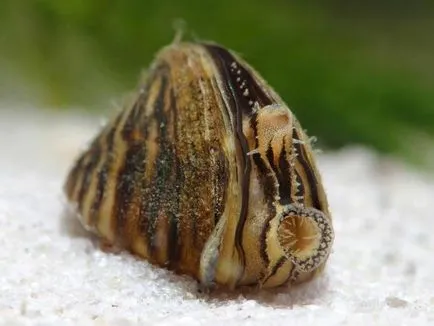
[{"x1": 64, "y1": 41, "x2": 334, "y2": 290}]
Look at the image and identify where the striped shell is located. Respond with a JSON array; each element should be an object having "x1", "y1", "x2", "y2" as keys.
[{"x1": 64, "y1": 42, "x2": 334, "y2": 290}]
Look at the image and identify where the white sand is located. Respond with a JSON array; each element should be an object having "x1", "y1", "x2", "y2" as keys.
[{"x1": 0, "y1": 109, "x2": 433, "y2": 325}]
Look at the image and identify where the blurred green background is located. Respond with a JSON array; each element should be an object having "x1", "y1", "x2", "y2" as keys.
[{"x1": 1, "y1": 1, "x2": 433, "y2": 163}]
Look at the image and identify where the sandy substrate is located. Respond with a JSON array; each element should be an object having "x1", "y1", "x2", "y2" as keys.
[{"x1": 0, "y1": 109, "x2": 433, "y2": 325}]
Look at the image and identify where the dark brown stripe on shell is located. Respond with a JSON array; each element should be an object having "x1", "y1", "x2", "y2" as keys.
[
  {"x1": 89, "y1": 114, "x2": 122, "y2": 226},
  {"x1": 261, "y1": 256, "x2": 286, "y2": 285},
  {"x1": 113, "y1": 142, "x2": 146, "y2": 245},
  {"x1": 142, "y1": 71, "x2": 170, "y2": 257},
  {"x1": 121, "y1": 65, "x2": 158, "y2": 142},
  {"x1": 136, "y1": 66, "x2": 182, "y2": 265},
  {"x1": 265, "y1": 140, "x2": 292, "y2": 205},
  {"x1": 133, "y1": 65, "x2": 172, "y2": 263},
  {"x1": 76, "y1": 140, "x2": 102, "y2": 212},
  {"x1": 254, "y1": 150, "x2": 277, "y2": 268},
  {"x1": 122, "y1": 100, "x2": 147, "y2": 142},
  {"x1": 132, "y1": 67, "x2": 168, "y2": 257},
  {"x1": 277, "y1": 139, "x2": 293, "y2": 205},
  {"x1": 292, "y1": 128, "x2": 321, "y2": 210},
  {"x1": 111, "y1": 75, "x2": 156, "y2": 244},
  {"x1": 166, "y1": 87, "x2": 182, "y2": 269},
  {"x1": 64, "y1": 153, "x2": 86, "y2": 199}
]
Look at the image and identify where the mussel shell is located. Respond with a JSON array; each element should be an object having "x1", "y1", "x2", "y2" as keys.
[{"x1": 64, "y1": 42, "x2": 334, "y2": 289}]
